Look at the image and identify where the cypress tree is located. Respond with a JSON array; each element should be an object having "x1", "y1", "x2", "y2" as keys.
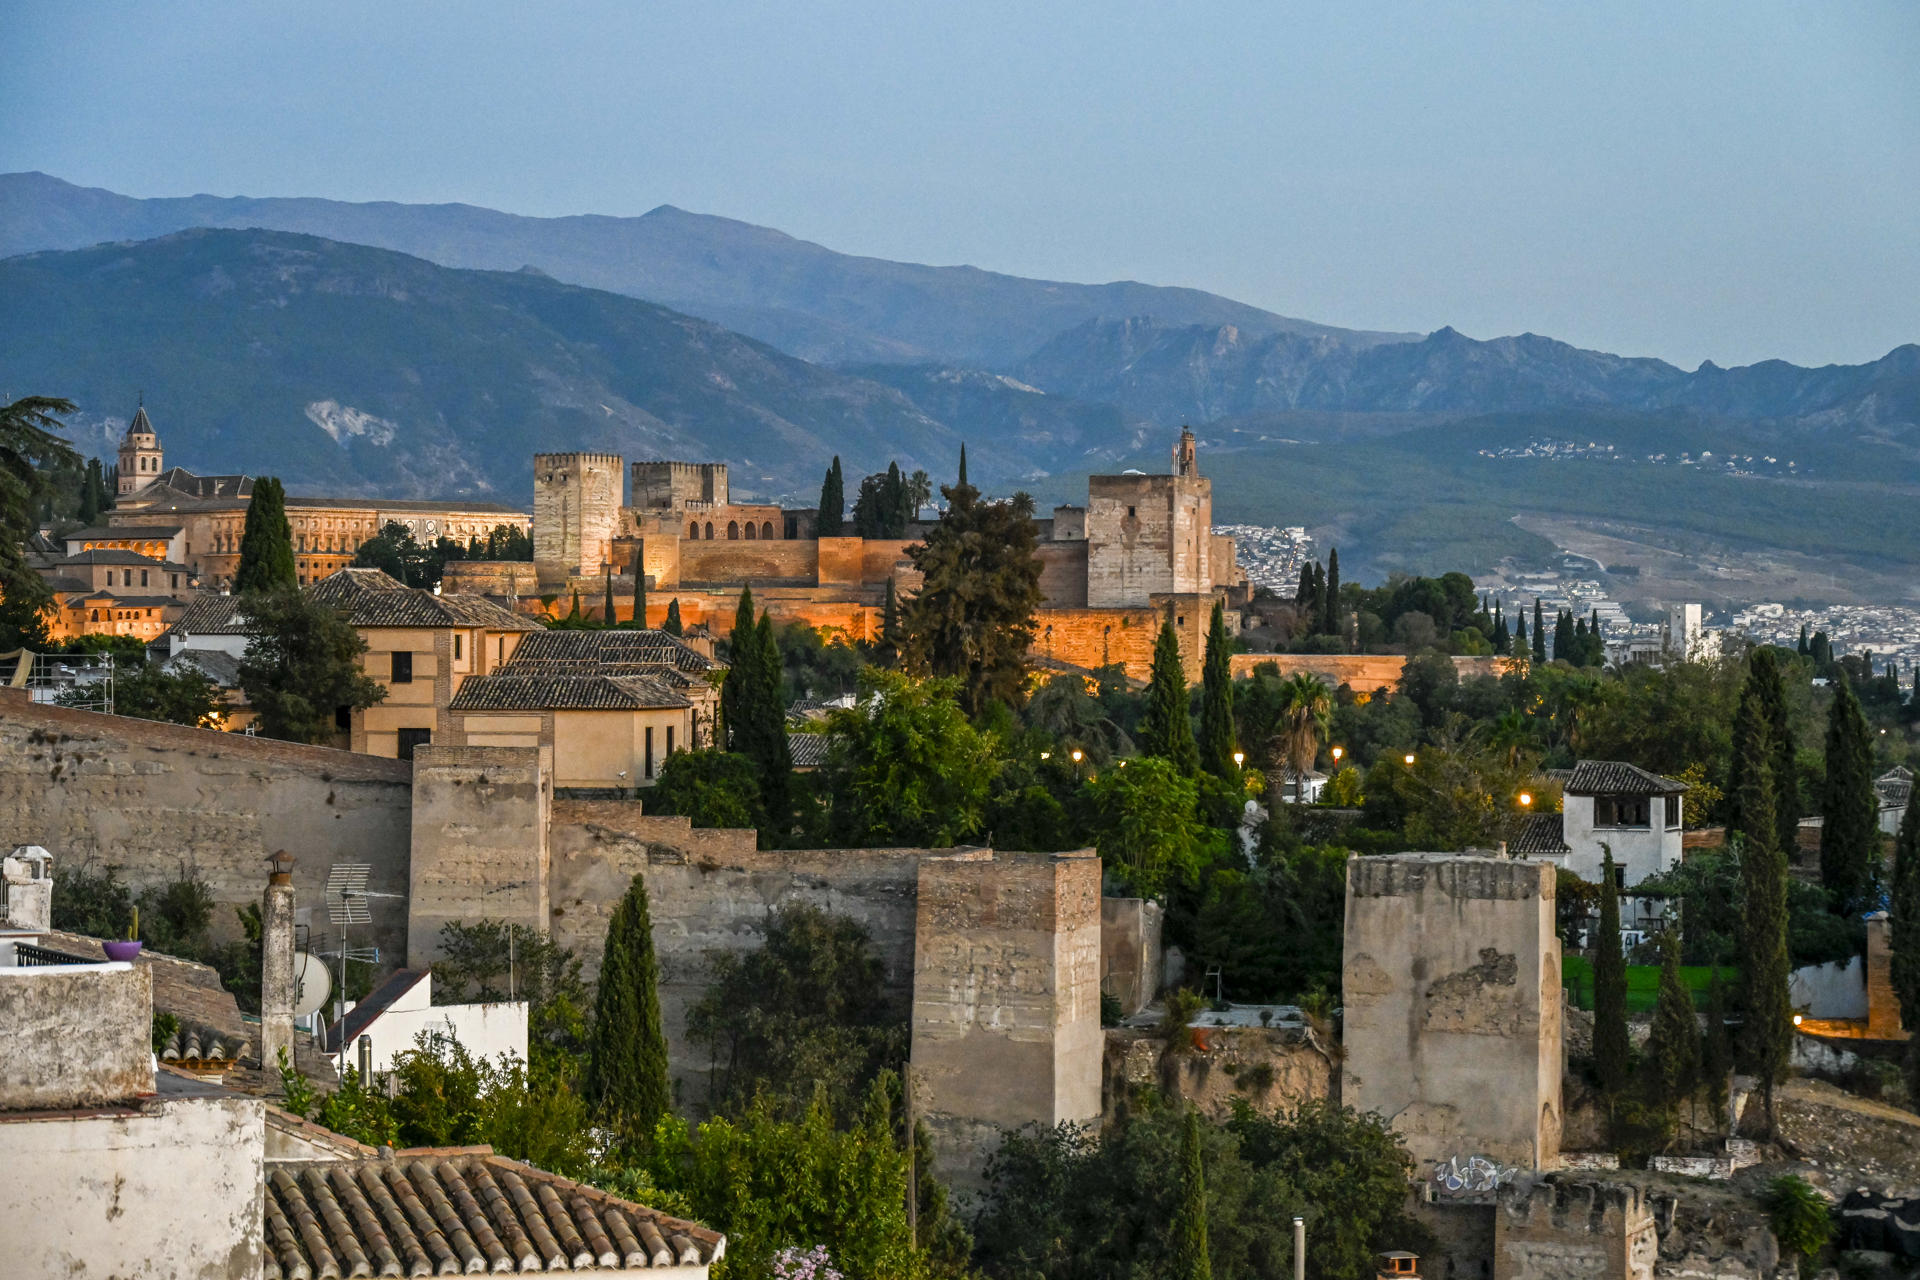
[
  {"x1": 663, "y1": 598, "x2": 683, "y2": 636},
  {"x1": 1748, "y1": 649, "x2": 1800, "y2": 869},
  {"x1": 817, "y1": 456, "x2": 845, "y2": 536},
  {"x1": 630, "y1": 543, "x2": 647, "y2": 629},
  {"x1": 1141, "y1": 618, "x2": 1200, "y2": 776},
  {"x1": 78, "y1": 458, "x2": 104, "y2": 524},
  {"x1": 1701, "y1": 967, "x2": 1732, "y2": 1130},
  {"x1": 587, "y1": 873, "x2": 671, "y2": 1144},
  {"x1": 1574, "y1": 616, "x2": 1589, "y2": 664},
  {"x1": 1892, "y1": 785, "x2": 1920, "y2": 1092},
  {"x1": 1172, "y1": 1109, "x2": 1211, "y2": 1280},
  {"x1": 603, "y1": 566, "x2": 616, "y2": 624},
  {"x1": 1797, "y1": 623, "x2": 1810, "y2": 656},
  {"x1": 879, "y1": 576, "x2": 900, "y2": 664},
  {"x1": 957, "y1": 443, "x2": 967, "y2": 489},
  {"x1": 1554, "y1": 610, "x2": 1574, "y2": 663},
  {"x1": 1593, "y1": 847, "x2": 1631, "y2": 1099},
  {"x1": 1513, "y1": 612, "x2": 1528, "y2": 659},
  {"x1": 1819, "y1": 676, "x2": 1879, "y2": 914},
  {"x1": 1590, "y1": 609, "x2": 1603, "y2": 664},
  {"x1": 1491, "y1": 601, "x2": 1508, "y2": 651},
  {"x1": 720, "y1": 588, "x2": 758, "y2": 751},
  {"x1": 1295, "y1": 563, "x2": 1316, "y2": 614},
  {"x1": 1321, "y1": 547, "x2": 1341, "y2": 638},
  {"x1": 234, "y1": 476, "x2": 297, "y2": 594},
  {"x1": 1733, "y1": 684, "x2": 1792, "y2": 1133},
  {"x1": 1648, "y1": 934, "x2": 1701, "y2": 1129},
  {"x1": 1199, "y1": 600, "x2": 1236, "y2": 780},
  {"x1": 1532, "y1": 600, "x2": 1547, "y2": 663},
  {"x1": 753, "y1": 610, "x2": 794, "y2": 834}
]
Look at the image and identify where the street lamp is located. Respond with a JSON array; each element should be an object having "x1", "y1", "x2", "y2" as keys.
[
  {"x1": 1518, "y1": 792, "x2": 1533, "y2": 808},
  {"x1": 1330, "y1": 745, "x2": 1344, "y2": 763},
  {"x1": 1040, "y1": 751, "x2": 1051, "y2": 760},
  {"x1": 1233, "y1": 751, "x2": 1245, "y2": 768},
  {"x1": 1404, "y1": 753, "x2": 1416, "y2": 766},
  {"x1": 1071, "y1": 749, "x2": 1083, "y2": 763}
]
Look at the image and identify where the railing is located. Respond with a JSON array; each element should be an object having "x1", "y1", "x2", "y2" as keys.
[{"x1": 12, "y1": 942, "x2": 100, "y2": 967}]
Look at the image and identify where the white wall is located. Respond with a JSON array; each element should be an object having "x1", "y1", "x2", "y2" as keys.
[
  {"x1": 1562, "y1": 793, "x2": 1682, "y2": 887},
  {"x1": 1790, "y1": 955, "x2": 1868, "y2": 1019},
  {"x1": 0, "y1": 1094, "x2": 264, "y2": 1279},
  {"x1": 357, "y1": 1000, "x2": 531, "y2": 1075}
]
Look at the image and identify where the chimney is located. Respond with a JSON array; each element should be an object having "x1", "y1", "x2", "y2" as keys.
[
  {"x1": 2, "y1": 846, "x2": 54, "y2": 932},
  {"x1": 260, "y1": 851, "x2": 297, "y2": 1072}
]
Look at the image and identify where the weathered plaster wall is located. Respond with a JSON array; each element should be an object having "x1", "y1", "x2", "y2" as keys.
[
  {"x1": 1229, "y1": 652, "x2": 1512, "y2": 688},
  {"x1": 1494, "y1": 1178, "x2": 1657, "y2": 1280},
  {"x1": 1102, "y1": 1024, "x2": 1334, "y2": 1123},
  {"x1": 0, "y1": 698, "x2": 413, "y2": 960},
  {"x1": 910, "y1": 850, "x2": 1103, "y2": 1188},
  {"x1": 407, "y1": 745, "x2": 551, "y2": 968},
  {"x1": 534, "y1": 452, "x2": 623, "y2": 583},
  {"x1": 0, "y1": 1093, "x2": 265, "y2": 1280},
  {"x1": 0, "y1": 962, "x2": 152, "y2": 1109},
  {"x1": 1342, "y1": 853, "x2": 1562, "y2": 1171},
  {"x1": 1100, "y1": 897, "x2": 1163, "y2": 1016}
]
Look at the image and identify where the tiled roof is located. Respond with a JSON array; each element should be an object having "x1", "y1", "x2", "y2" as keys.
[
  {"x1": 50, "y1": 548, "x2": 187, "y2": 569},
  {"x1": 323, "y1": 969, "x2": 428, "y2": 1054},
  {"x1": 263, "y1": 1152, "x2": 724, "y2": 1277},
  {"x1": 171, "y1": 594, "x2": 251, "y2": 635},
  {"x1": 451, "y1": 671, "x2": 691, "y2": 712},
  {"x1": 307, "y1": 569, "x2": 541, "y2": 631},
  {"x1": 1512, "y1": 813, "x2": 1570, "y2": 857},
  {"x1": 788, "y1": 732, "x2": 831, "y2": 770},
  {"x1": 64, "y1": 524, "x2": 185, "y2": 541},
  {"x1": 165, "y1": 649, "x2": 242, "y2": 687},
  {"x1": 509, "y1": 628, "x2": 725, "y2": 678},
  {"x1": 1564, "y1": 760, "x2": 1684, "y2": 796},
  {"x1": 158, "y1": 1020, "x2": 251, "y2": 1069}
]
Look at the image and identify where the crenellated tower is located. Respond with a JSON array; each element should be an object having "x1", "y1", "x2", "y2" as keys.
[{"x1": 533, "y1": 452, "x2": 624, "y2": 585}]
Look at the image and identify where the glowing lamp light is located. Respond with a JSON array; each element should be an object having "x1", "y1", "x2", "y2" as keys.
[
  {"x1": 1793, "y1": 1014, "x2": 1804, "y2": 1027},
  {"x1": 1040, "y1": 751, "x2": 1051, "y2": 760},
  {"x1": 1071, "y1": 749, "x2": 1084, "y2": 763},
  {"x1": 1233, "y1": 751, "x2": 1245, "y2": 767},
  {"x1": 1519, "y1": 792, "x2": 1533, "y2": 807},
  {"x1": 1404, "y1": 753, "x2": 1417, "y2": 766},
  {"x1": 1331, "y1": 746, "x2": 1344, "y2": 762}
]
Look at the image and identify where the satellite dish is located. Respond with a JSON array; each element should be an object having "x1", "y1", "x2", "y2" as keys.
[{"x1": 292, "y1": 951, "x2": 333, "y2": 1018}]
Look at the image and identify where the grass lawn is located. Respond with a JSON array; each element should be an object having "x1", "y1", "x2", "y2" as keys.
[{"x1": 1561, "y1": 954, "x2": 1731, "y2": 1012}]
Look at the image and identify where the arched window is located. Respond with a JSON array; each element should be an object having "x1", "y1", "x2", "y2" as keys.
[
  {"x1": 762, "y1": 521, "x2": 775, "y2": 540},
  {"x1": 727, "y1": 521, "x2": 739, "y2": 540},
  {"x1": 689, "y1": 521, "x2": 699, "y2": 539},
  {"x1": 90, "y1": 609, "x2": 99, "y2": 622},
  {"x1": 744, "y1": 522, "x2": 757, "y2": 540},
  {"x1": 705, "y1": 522, "x2": 714, "y2": 539}
]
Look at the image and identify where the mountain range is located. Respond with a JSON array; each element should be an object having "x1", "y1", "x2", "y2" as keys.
[{"x1": 3, "y1": 171, "x2": 1918, "y2": 591}]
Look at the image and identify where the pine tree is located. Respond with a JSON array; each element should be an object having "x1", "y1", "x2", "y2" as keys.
[
  {"x1": 1322, "y1": 547, "x2": 1341, "y2": 638},
  {"x1": 663, "y1": 598, "x2": 683, "y2": 636},
  {"x1": 630, "y1": 543, "x2": 647, "y2": 629},
  {"x1": 1199, "y1": 600, "x2": 1236, "y2": 780},
  {"x1": 1140, "y1": 618, "x2": 1200, "y2": 776},
  {"x1": 1733, "y1": 684, "x2": 1792, "y2": 1133},
  {"x1": 234, "y1": 477, "x2": 297, "y2": 595},
  {"x1": 1701, "y1": 967, "x2": 1732, "y2": 1130},
  {"x1": 1648, "y1": 934, "x2": 1701, "y2": 1131},
  {"x1": 587, "y1": 873, "x2": 671, "y2": 1144},
  {"x1": 1172, "y1": 1109, "x2": 1212, "y2": 1280},
  {"x1": 817, "y1": 456, "x2": 845, "y2": 537},
  {"x1": 1820, "y1": 676, "x2": 1879, "y2": 914},
  {"x1": 1593, "y1": 847, "x2": 1631, "y2": 1099},
  {"x1": 1532, "y1": 600, "x2": 1547, "y2": 663}
]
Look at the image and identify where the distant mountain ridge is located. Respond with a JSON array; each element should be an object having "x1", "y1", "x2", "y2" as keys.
[{"x1": 0, "y1": 171, "x2": 1413, "y2": 369}]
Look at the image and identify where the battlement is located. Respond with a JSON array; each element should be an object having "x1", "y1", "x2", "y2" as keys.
[
  {"x1": 535, "y1": 451, "x2": 625, "y2": 467},
  {"x1": 1350, "y1": 854, "x2": 1557, "y2": 904},
  {"x1": 1492, "y1": 1176, "x2": 1658, "y2": 1280},
  {"x1": 1500, "y1": 1178, "x2": 1650, "y2": 1234}
]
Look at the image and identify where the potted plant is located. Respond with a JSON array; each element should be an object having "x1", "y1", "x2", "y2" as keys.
[{"x1": 103, "y1": 906, "x2": 143, "y2": 962}]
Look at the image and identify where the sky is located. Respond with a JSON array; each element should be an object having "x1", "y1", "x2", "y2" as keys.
[{"x1": 5, "y1": 1, "x2": 1917, "y2": 369}]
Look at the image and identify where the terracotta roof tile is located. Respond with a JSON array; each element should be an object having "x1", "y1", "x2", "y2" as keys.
[
  {"x1": 509, "y1": 628, "x2": 725, "y2": 677},
  {"x1": 1564, "y1": 760, "x2": 1684, "y2": 796},
  {"x1": 450, "y1": 671, "x2": 691, "y2": 712},
  {"x1": 1512, "y1": 813, "x2": 1570, "y2": 857}
]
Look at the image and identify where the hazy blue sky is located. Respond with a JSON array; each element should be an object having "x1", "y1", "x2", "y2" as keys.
[{"x1": 7, "y1": 2, "x2": 1916, "y2": 368}]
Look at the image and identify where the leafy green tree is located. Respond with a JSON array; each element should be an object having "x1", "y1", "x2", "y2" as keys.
[
  {"x1": 850, "y1": 462, "x2": 914, "y2": 538},
  {"x1": 431, "y1": 920, "x2": 590, "y2": 1074},
  {"x1": 1084, "y1": 756, "x2": 1208, "y2": 899},
  {"x1": 1173, "y1": 1110, "x2": 1212, "y2": 1280},
  {"x1": 686, "y1": 904, "x2": 905, "y2": 1118},
  {"x1": 1763, "y1": 1175, "x2": 1834, "y2": 1276},
  {"x1": 588, "y1": 873, "x2": 671, "y2": 1145},
  {"x1": 1733, "y1": 684, "x2": 1792, "y2": 1133},
  {"x1": 236, "y1": 589, "x2": 386, "y2": 743},
  {"x1": 900, "y1": 473, "x2": 1042, "y2": 717},
  {"x1": 646, "y1": 749, "x2": 763, "y2": 828},
  {"x1": 1647, "y1": 934, "x2": 1701, "y2": 1135},
  {"x1": 663, "y1": 598, "x2": 683, "y2": 636},
  {"x1": 822, "y1": 668, "x2": 997, "y2": 847},
  {"x1": 1141, "y1": 618, "x2": 1201, "y2": 775},
  {"x1": 1593, "y1": 847, "x2": 1631, "y2": 1099},
  {"x1": 0, "y1": 395, "x2": 78, "y2": 648},
  {"x1": 387, "y1": 1031, "x2": 593, "y2": 1176},
  {"x1": 351, "y1": 520, "x2": 446, "y2": 587},
  {"x1": 817, "y1": 455, "x2": 845, "y2": 537},
  {"x1": 55, "y1": 657, "x2": 225, "y2": 726},
  {"x1": 234, "y1": 476, "x2": 297, "y2": 594},
  {"x1": 1199, "y1": 602, "x2": 1238, "y2": 780},
  {"x1": 1819, "y1": 676, "x2": 1878, "y2": 914}
]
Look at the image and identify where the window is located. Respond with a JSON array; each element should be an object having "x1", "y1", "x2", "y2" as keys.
[
  {"x1": 453, "y1": 634, "x2": 463, "y2": 661},
  {"x1": 689, "y1": 521, "x2": 699, "y2": 539},
  {"x1": 1613, "y1": 865, "x2": 1627, "y2": 890},
  {"x1": 705, "y1": 522, "x2": 714, "y2": 539},
  {"x1": 666, "y1": 725, "x2": 675, "y2": 756},
  {"x1": 762, "y1": 521, "x2": 774, "y2": 540},
  {"x1": 645, "y1": 726, "x2": 655, "y2": 779},
  {"x1": 391, "y1": 651, "x2": 413, "y2": 684},
  {"x1": 170, "y1": 574, "x2": 178, "y2": 589},
  {"x1": 140, "y1": 570, "x2": 149, "y2": 587},
  {"x1": 744, "y1": 522, "x2": 757, "y2": 540},
  {"x1": 1665, "y1": 794, "x2": 1681, "y2": 829},
  {"x1": 1127, "y1": 506, "x2": 1136, "y2": 518},
  {"x1": 727, "y1": 521, "x2": 740, "y2": 539},
  {"x1": 1593, "y1": 794, "x2": 1650, "y2": 827},
  {"x1": 397, "y1": 728, "x2": 432, "y2": 761}
]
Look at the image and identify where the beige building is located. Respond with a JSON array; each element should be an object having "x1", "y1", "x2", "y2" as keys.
[
  {"x1": 100, "y1": 405, "x2": 531, "y2": 588},
  {"x1": 29, "y1": 545, "x2": 199, "y2": 641}
]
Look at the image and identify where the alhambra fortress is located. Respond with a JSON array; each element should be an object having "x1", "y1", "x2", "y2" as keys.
[{"x1": 57, "y1": 407, "x2": 1253, "y2": 680}]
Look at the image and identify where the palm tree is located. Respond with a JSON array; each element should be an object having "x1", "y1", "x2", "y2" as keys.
[
  {"x1": 1487, "y1": 707, "x2": 1532, "y2": 769},
  {"x1": 1270, "y1": 672, "x2": 1332, "y2": 806},
  {"x1": 907, "y1": 468, "x2": 934, "y2": 518}
]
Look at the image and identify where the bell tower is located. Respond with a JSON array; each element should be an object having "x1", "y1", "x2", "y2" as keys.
[{"x1": 116, "y1": 402, "x2": 164, "y2": 497}]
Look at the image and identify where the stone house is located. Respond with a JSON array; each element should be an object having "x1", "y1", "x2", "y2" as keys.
[{"x1": 28, "y1": 545, "x2": 199, "y2": 640}]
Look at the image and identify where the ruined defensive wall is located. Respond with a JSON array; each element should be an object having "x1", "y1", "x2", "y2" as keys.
[
  {"x1": 1493, "y1": 1178, "x2": 1658, "y2": 1280},
  {"x1": 0, "y1": 694, "x2": 414, "y2": 961},
  {"x1": 1342, "y1": 853, "x2": 1562, "y2": 1172},
  {"x1": 1230, "y1": 652, "x2": 1512, "y2": 688}
]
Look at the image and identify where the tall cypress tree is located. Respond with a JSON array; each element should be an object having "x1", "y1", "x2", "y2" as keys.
[
  {"x1": 234, "y1": 476, "x2": 297, "y2": 594},
  {"x1": 1797, "y1": 623, "x2": 1810, "y2": 656},
  {"x1": 1733, "y1": 684, "x2": 1792, "y2": 1133},
  {"x1": 1593, "y1": 847, "x2": 1630, "y2": 1099},
  {"x1": 1532, "y1": 600, "x2": 1547, "y2": 663},
  {"x1": 1893, "y1": 786, "x2": 1920, "y2": 1095},
  {"x1": 1172, "y1": 1109, "x2": 1211, "y2": 1280},
  {"x1": 752, "y1": 610, "x2": 794, "y2": 834},
  {"x1": 817, "y1": 456, "x2": 845, "y2": 536},
  {"x1": 957, "y1": 443, "x2": 968, "y2": 489},
  {"x1": 663, "y1": 598, "x2": 683, "y2": 636},
  {"x1": 603, "y1": 566, "x2": 616, "y2": 625},
  {"x1": 1748, "y1": 649, "x2": 1800, "y2": 867},
  {"x1": 587, "y1": 873, "x2": 671, "y2": 1144},
  {"x1": 1491, "y1": 601, "x2": 1508, "y2": 650},
  {"x1": 1295, "y1": 563, "x2": 1316, "y2": 614},
  {"x1": 1701, "y1": 967, "x2": 1733, "y2": 1130},
  {"x1": 1512, "y1": 612, "x2": 1528, "y2": 659},
  {"x1": 78, "y1": 458, "x2": 105, "y2": 524},
  {"x1": 1321, "y1": 547, "x2": 1341, "y2": 638},
  {"x1": 1141, "y1": 618, "x2": 1200, "y2": 776},
  {"x1": 1820, "y1": 676, "x2": 1878, "y2": 914},
  {"x1": 630, "y1": 543, "x2": 647, "y2": 629},
  {"x1": 1647, "y1": 934, "x2": 1701, "y2": 1131},
  {"x1": 720, "y1": 588, "x2": 758, "y2": 751},
  {"x1": 879, "y1": 576, "x2": 900, "y2": 664},
  {"x1": 1199, "y1": 600, "x2": 1236, "y2": 780},
  {"x1": 1554, "y1": 610, "x2": 1574, "y2": 663}
]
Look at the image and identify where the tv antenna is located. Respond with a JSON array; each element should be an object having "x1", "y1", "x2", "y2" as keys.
[{"x1": 318, "y1": 863, "x2": 402, "y2": 1052}]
